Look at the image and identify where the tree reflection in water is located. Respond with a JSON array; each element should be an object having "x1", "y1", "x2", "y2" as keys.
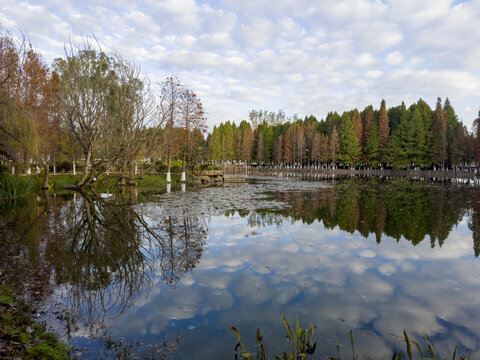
[
  {"x1": 1, "y1": 190, "x2": 208, "y2": 334},
  {"x1": 240, "y1": 178, "x2": 479, "y2": 255}
]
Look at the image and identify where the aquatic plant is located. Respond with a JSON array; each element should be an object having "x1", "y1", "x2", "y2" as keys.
[
  {"x1": 231, "y1": 315, "x2": 470, "y2": 360},
  {"x1": 231, "y1": 314, "x2": 316, "y2": 360}
]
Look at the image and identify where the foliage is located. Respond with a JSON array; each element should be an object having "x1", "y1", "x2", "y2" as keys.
[
  {"x1": 338, "y1": 112, "x2": 361, "y2": 166},
  {"x1": 0, "y1": 173, "x2": 33, "y2": 199},
  {"x1": 208, "y1": 98, "x2": 473, "y2": 169}
]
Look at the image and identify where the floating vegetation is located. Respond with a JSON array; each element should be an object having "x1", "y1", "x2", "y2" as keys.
[{"x1": 136, "y1": 177, "x2": 330, "y2": 218}]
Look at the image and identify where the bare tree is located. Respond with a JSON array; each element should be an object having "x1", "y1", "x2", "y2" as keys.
[
  {"x1": 158, "y1": 76, "x2": 183, "y2": 182},
  {"x1": 54, "y1": 38, "x2": 113, "y2": 188},
  {"x1": 105, "y1": 55, "x2": 156, "y2": 186},
  {"x1": 179, "y1": 88, "x2": 206, "y2": 181}
]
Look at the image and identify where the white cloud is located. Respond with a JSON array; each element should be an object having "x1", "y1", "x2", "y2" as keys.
[
  {"x1": 385, "y1": 51, "x2": 405, "y2": 65},
  {"x1": 365, "y1": 70, "x2": 382, "y2": 79},
  {"x1": 0, "y1": 0, "x2": 478, "y2": 130}
]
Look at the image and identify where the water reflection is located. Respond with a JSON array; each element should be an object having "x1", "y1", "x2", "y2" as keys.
[
  {"x1": 0, "y1": 190, "x2": 208, "y2": 335},
  {"x1": 1, "y1": 178, "x2": 480, "y2": 359},
  {"x1": 243, "y1": 178, "x2": 475, "y2": 254}
]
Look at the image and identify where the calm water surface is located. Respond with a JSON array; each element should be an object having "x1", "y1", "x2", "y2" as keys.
[{"x1": 1, "y1": 177, "x2": 480, "y2": 359}]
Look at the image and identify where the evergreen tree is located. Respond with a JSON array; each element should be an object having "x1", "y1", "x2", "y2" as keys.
[
  {"x1": 264, "y1": 125, "x2": 274, "y2": 163},
  {"x1": 241, "y1": 123, "x2": 254, "y2": 163},
  {"x1": 410, "y1": 108, "x2": 428, "y2": 166},
  {"x1": 474, "y1": 110, "x2": 480, "y2": 166},
  {"x1": 444, "y1": 98, "x2": 460, "y2": 168},
  {"x1": 222, "y1": 121, "x2": 234, "y2": 160},
  {"x1": 431, "y1": 97, "x2": 447, "y2": 167},
  {"x1": 378, "y1": 99, "x2": 390, "y2": 161},
  {"x1": 208, "y1": 125, "x2": 222, "y2": 161},
  {"x1": 352, "y1": 109, "x2": 363, "y2": 146},
  {"x1": 338, "y1": 112, "x2": 360, "y2": 167}
]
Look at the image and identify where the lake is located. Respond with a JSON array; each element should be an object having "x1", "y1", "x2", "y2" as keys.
[{"x1": 1, "y1": 176, "x2": 479, "y2": 359}]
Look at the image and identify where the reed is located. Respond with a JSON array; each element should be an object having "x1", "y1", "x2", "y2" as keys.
[{"x1": 231, "y1": 315, "x2": 470, "y2": 360}]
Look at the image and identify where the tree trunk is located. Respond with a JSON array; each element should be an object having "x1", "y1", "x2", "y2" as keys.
[
  {"x1": 166, "y1": 153, "x2": 172, "y2": 183},
  {"x1": 76, "y1": 149, "x2": 92, "y2": 188},
  {"x1": 41, "y1": 163, "x2": 49, "y2": 190},
  {"x1": 42, "y1": 188, "x2": 51, "y2": 213},
  {"x1": 129, "y1": 160, "x2": 136, "y2": 186}
]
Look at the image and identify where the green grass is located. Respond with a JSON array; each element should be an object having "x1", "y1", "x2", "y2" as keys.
[
  {"x1": 0, "y1": 173, "x2": 34, "y2": 199},
  {"x1": 0, "y1": 285, "x2": 70, "y2": 359},
  {"x1": 46, "y1": 174, "x2": 81, "y2": 191}
]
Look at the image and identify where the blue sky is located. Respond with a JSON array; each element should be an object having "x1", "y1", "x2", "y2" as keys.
[{"x1": 1, "y1": 0, "x2": 479, "y2": 130}]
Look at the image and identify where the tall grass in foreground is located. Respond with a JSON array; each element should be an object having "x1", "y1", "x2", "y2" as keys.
[
  {"x1": 0, "y1": 173, "x2": 33, "y2": 199},
  {"x1": 231, "y1": 315, "x2": 470, "y2": 360}
]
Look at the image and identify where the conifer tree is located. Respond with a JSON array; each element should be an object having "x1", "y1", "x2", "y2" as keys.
[
  {"x1": 338, "y1": 112, "x2": 360, "y2": 167},
  {"x1": 352, "y1": 109, "x2": 363, "y2": 146},
  {"x1": 241, "y1": 123, "x2": 253, "y2": 163},
  {"x1": 361, "y1": 105, "x2": 374, "y2": 162},
  {"x1": 283, "y1": 127, "x2": 293, "y2": 165},
  {"x1": 378, "y1": 99, "x2": 390, "y2": 161},
  {"x1": 431, "y1": 97, "x2": 447, "y2": 167},
  {"x1": 444, "y1": 98, "x2": 460, "y2": 168},
  {"x1": 329, "y1": 125, "x2": 339, "y2": 167}
]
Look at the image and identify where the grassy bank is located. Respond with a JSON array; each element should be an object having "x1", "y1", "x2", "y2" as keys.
[
  {"x1": 23, "y1": 173, "x2": 180, "y2": 192},
  {"x1": 0, "y1": 285, "x2": 69, "y2": 359}
]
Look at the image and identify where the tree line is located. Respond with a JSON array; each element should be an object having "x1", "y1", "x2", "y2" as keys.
[
  {"x1": 0, "y1": 27, "x2": 207, "y2": 188},
  {"x1": 3, "y1": 24, "x2": 480, "y2": 192},
  {"x1": 208, "y1": 101, "x2": 480, "y2": 169}
]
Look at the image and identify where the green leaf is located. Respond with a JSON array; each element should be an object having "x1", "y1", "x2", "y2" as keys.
[
  {"x1": 404, "y1": 330, "x2": 412, "y2": 360},
  {"x1": 425, "y1": 334, "x2": 437, "y2": 360},
  {"x1": 411, "y1": 339, "x2": 424, "y2": 360}
]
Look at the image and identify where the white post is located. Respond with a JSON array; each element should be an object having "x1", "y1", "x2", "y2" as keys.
[
  {"x1": 11, "y1": 166, "x2": 15, "y2": 175},
  {"x1": 72, "y1": 161, "x2": 76, "y2": 175},
  {"x1": 166, "y1": 183, "x2": 171, "y2": 193},
  {"x1": 181, "y1": 182, "x2": 186, "y2": 192},
  {"x1": 166, "y1": 171, "x2": 171, "y2": 183},
  {"x1": 181, "y1": 171, "x2": 186, "y2": 182},
  {"x1": 27, "y1": 167, "x2": 31, "y2": 175}
]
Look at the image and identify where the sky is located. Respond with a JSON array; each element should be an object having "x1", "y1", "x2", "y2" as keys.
[{"x1": 1, "y1": 0, "x2": 480, "y2": 130}]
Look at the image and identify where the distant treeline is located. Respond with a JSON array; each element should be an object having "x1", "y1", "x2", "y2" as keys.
[{"x1": 208, "y1": 100, "x2": 480, "y2": 169}]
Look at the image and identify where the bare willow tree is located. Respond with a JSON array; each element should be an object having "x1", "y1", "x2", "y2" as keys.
[
  {"x1": 158, "y1": 76, "x2": 183, "y2": 183},
  {"x1": 54, "y1": 39, "x2": 113, "y2": 188},
  {"x1": 105, "y1": 55, "x2": 156, "y2": 186}
]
